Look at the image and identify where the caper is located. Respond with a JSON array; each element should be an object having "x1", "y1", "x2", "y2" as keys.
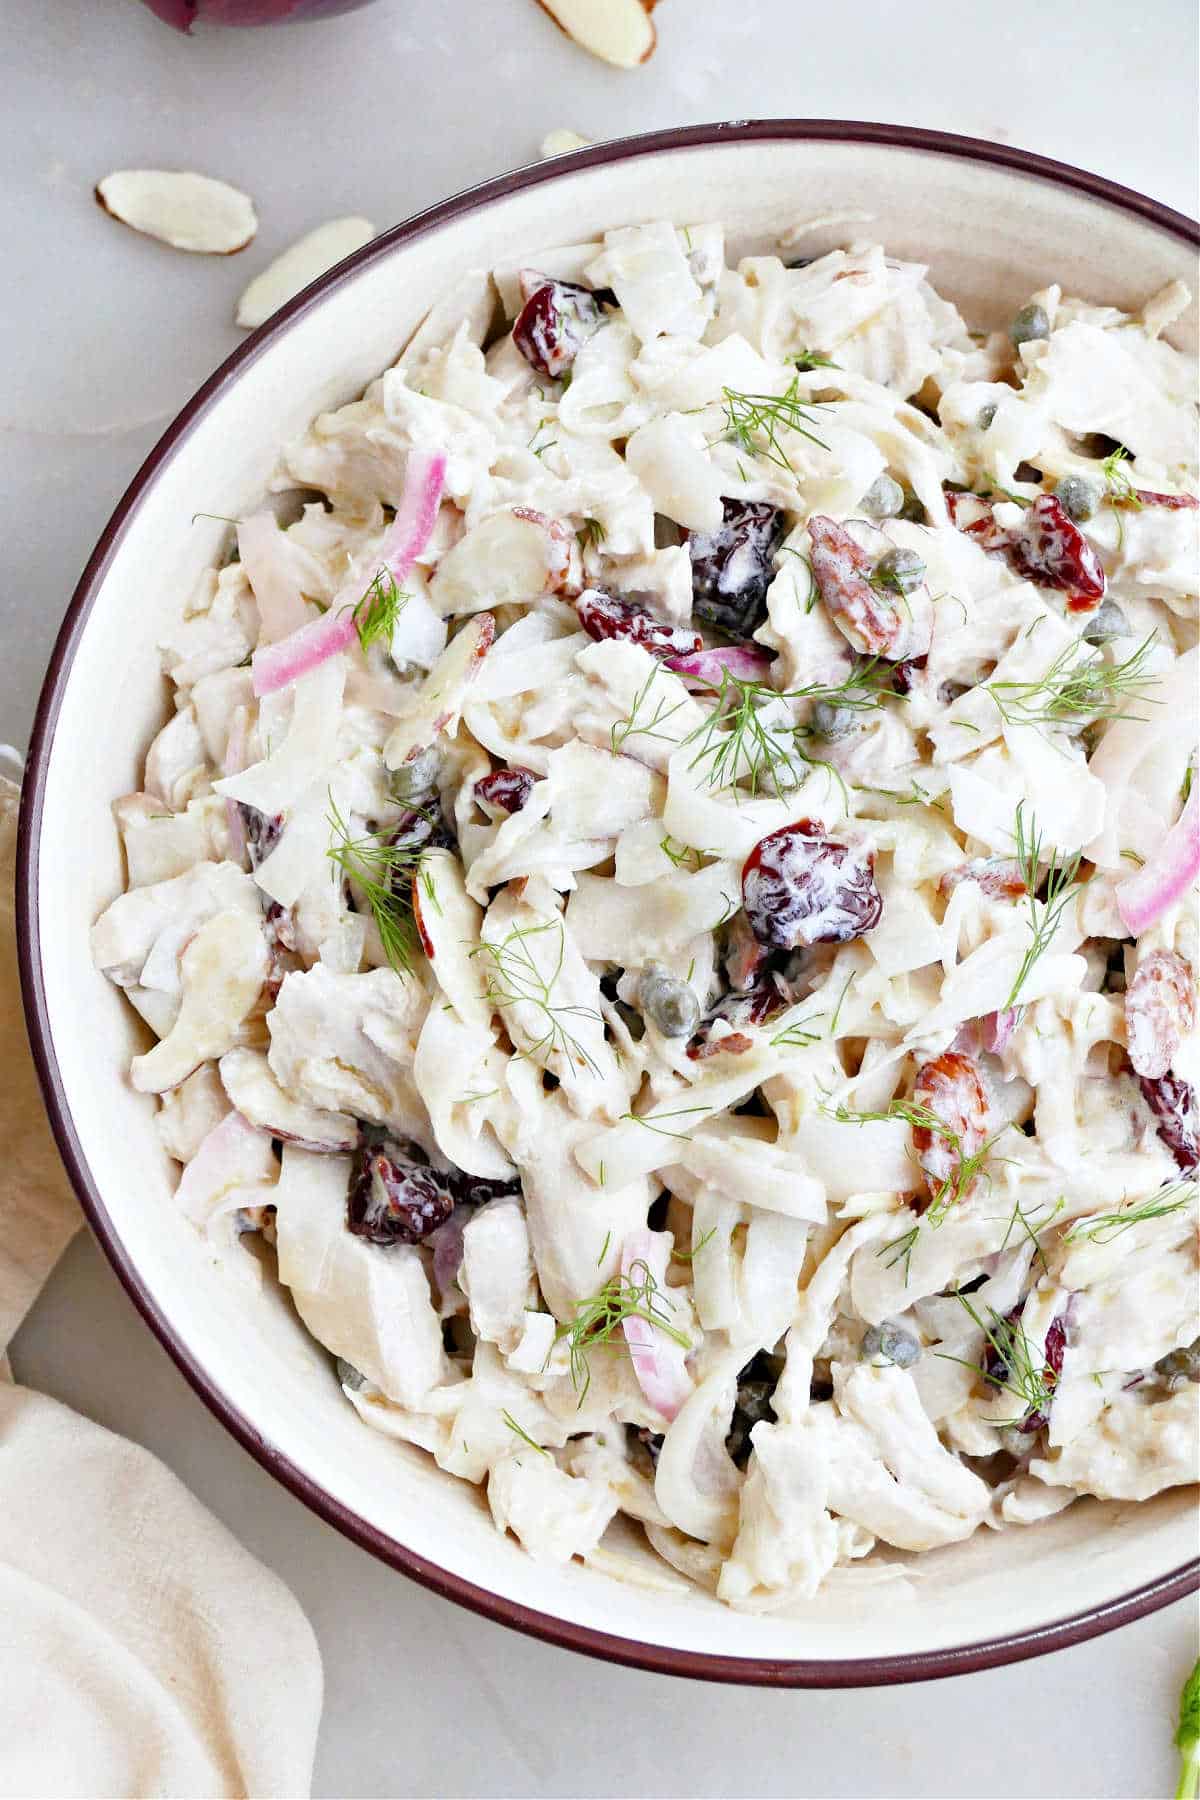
[
  {"x1": 390, "y1": 744, "x2": 440, "y2": 806},
  {"x1": 938, "y1": 679, "x2": 971, "y2": 705},
  {"x1": 1082, "y1": 599, "x2": 1132, "y2": 644},
  {"x1": 898, "y1": 489, "x2": 926, "y2": 523},
  {"x1": 861, "y1": 1321, "x2": 921, "y2": 1368},
  {"x1": 1155, "y1": 1339, "x2": 1200, "y2": 1390},
  {"x1": 812, "y1": 699, "x2": 861, "y2": 740},
  {"x1": 1054, "y1": 474, "x2": 1101, "y2": 522},
  {"x1": 873, "y1": 546, "x2": 926, "y2": 595},
  {"x1": 638, "y1": 965, "x2": 701, "y2": 1039},
  {"x1": 977, "y1": 402, "x2": 998, "y2": 431},
  {"x1": 860, "y1": 473, "x2": 905, "y2": 519},
  {"x1": 1009, "y1": 302, "x2": 1050, "y2": 348}
]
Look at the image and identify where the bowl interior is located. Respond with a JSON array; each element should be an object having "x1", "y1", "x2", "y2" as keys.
[{"x1": 23, "y1": 127, "x2": 1199, "y2": 1680}]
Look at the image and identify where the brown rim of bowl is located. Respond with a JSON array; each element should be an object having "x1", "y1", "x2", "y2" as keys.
[{"x1": 17, "y1": 119, "x2": 1200, "y2": 1688}]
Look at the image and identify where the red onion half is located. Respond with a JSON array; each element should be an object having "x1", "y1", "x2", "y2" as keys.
[{"x1": 140, "y1": 0, "x2": 377, "y2": 29}]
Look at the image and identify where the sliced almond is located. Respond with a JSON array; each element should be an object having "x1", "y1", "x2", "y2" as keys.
[
  {"x1": 235, "y1": 215, "x2": 375, "y2": 330},
  {"x1": 218, "y1": 1047, "x2": 359, "y2": 1152},
  {"x1": 534, "y1": 0, "x2": 656, "y2": 66},
  {"x1": 96, "y1": 169, "x2": 258, "y2": 254},
  {"x1": 430, "y1": 510, "x2": 571, "y2": 618},
  {"x1": 540, "y1": 129, "x2": 593, "y2": 158},
  {"x1": 383, "y1": 614, "x2": 495, "y2": 771},
  {"x1": 130, "y1": 908, "x2": 270, "y2": 1094},
  {"x1": 410, "y1": 849, "x2": 490, "y2": 1030}
]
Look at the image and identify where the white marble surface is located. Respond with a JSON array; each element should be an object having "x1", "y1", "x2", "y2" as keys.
[{"x1": 4, "y1": 1, "x2": 1198, "y2": 1794}]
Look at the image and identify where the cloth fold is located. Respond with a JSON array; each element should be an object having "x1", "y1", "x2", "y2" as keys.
[
  {"x1": 0, "y1": 778, "x2": 80, "y2": 1357},
  {"x1": 0, "y1": 777, "x2": 323, "y2": 1799}
]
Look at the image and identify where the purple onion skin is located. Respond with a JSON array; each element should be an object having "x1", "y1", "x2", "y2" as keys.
[{"x1": 140, "y1": 0, "x2": 378, "y2": 29}]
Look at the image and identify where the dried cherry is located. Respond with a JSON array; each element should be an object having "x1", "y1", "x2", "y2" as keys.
[
  {"x1": 346, "y1": 1139, "x2": 455, "y2": 1245},
  {"x1": 954, "y1": 493, "x2": 1106, "y2": 610},
  {"x1": 688, "y1": 499, "x2": 787, "y2": 640},
  {"x1": 513, "y1": 275, "x2": 604, "y2": 380},
  {"x1": 741, "y1": 821, "x2": 882, "y2": 951},
  {"x1": 576, "y1": 588, "x2": 702, "y2": 659},
  {"x1": 475, "y1": 768, "x2": 537, "y2": 816},
  {"x1": 239, "y1": 803, "x2": 283, "y2": 869},
  {"x1": 686, "y1": 964, "x2": 787, "y2": 1060},
  {"x1": 388, "y1": 805, "x2": 456, "y2": 860},
  {"x1": 1137, "y1": 1071, "x2": 1199, "y2": 1174}
]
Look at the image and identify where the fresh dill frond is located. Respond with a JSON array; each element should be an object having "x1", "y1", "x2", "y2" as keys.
[
  {"x1": 877, "y1": 1225, "x2": 920, "y2": 1281},
  {"x1": 350, "y1": 567, "x2": 409, "y2": 654},
  {"x1": 709, "y1": 891, "x2": 740, "y2": 930},
  {"x1": 998, "y1": 1195, "x2": 1065, "y2": 1276},
  {"x1": 418, "y1": 863, "x2": 442, "y2": 913},
  {"x1": 980, "y1": 485, "x2": 1032, "y2": 509},
  {"x1": 527, "y1": 423, "x2": 557, "y2": 460},
  {"x1": 1101, "y1": 446, "x2": 1142, "y2": 507},
  {"x1": 940, "y1": 1293, "x2": 1057, "y2": 1425},
  {"x1": 326, "y1": 799, "x2": 421, "y2": 975},
  {"x1": 718, "y1": 377, "x2": 829, "y2": 474},
  {"x1": 659, "y1": 833, "x2": 705, "y2": 871},
  {"x1": 987, "y1": 633, "x2": 1159, "y2": 731},
  {"x1": 1174, "y1": 1657, "x2": 1200, "y2": 1800},
  {"x1": 191, "y1": 510, "x2": 242, "y2": 526},
  {"x1": 769, "y1": 1016, "x2": 825, "y2": 1049},
  {"x1": 829, "y1": 1097, "x2": 1005, "y2": 1225},
  {"x1": 791, "y1": 348, "x2": 841, "y2": 371},
  {"x1": 596, "y1": 1229, "x2": 612, "y2": 1267},
  {"x1": 796, "y1": 661, "x2": 898, "y2": 711},
  {"x1": 1006, "y1": 803, "x2": 1084, "y2": 1007},
  {"x1": 618, "y1": 1105, "x2": 712, "y2": 1141},
  {"x1": 576, "y1": 516, "x2": 607, "y2": 552},
  {"x1": 1064, "y1": 1181, "x2": 1197, "y2": 1246},
  {"x1": 671, "y1": 1226, "x2": 717, "y2": 1262},
  {"x1": 501, "y1": 1410, "x2": 549, "y2": 1457},
  {"x1": 828, "y1": 972, "x2": 854, "y2": 1036},
  {"x1": 553, "y1": 1258, "x2": 691, "y2": 1405},
  {"x1": 609, "y1": 669, "x2": 689, "y2": 755},
  {"x1": 681, "y1": 670, "x2": 804, "y2": 796},
  {"x1": 772, "y1": 971, "x2": 852, "y2": 1048},
  {"x1": 779, "y1": 545, "x2": 819, "y2": 609},
  {"x1": 853, "y1": 777, "x2": 945, "y2": 813},
  {"x1": 471, "y1": 920, "x2": 604, "y2": 1077},
  {"x1": 678, "y1": 661, "x2": 892, "y2": 798}
]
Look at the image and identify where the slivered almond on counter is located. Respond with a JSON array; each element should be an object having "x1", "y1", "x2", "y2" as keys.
[
  {"x1": 95, "y1": 169, "x2": 257, "y2": 254},
  {"x1": 235, "y1": 216, "x2": 376, "y2": 329},
  {"x1": 540, "y1": 129, "x2": 593, "y2": 158},
  {"x1": 534, "y1": 0, "x2": 657, "y2": 67}
]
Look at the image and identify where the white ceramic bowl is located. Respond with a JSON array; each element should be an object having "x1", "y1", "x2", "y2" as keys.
[{"x1": 19, "y1": 122, "x2": 1199, "y2": 1684}]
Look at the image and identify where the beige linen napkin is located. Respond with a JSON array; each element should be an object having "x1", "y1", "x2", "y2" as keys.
[{"x1": 0, "y1": 778, "x2": 324, "y2": 1800}]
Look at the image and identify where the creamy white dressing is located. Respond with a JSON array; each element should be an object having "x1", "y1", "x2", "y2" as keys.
[{"x1": 94, "y1": 223, "x2": 1199, "y2": 1601}]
